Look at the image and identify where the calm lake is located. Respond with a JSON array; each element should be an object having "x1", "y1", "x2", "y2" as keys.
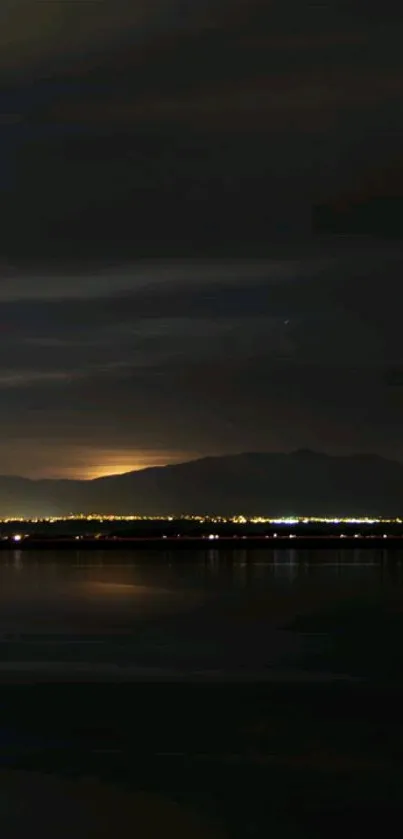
[
  {"x1": 1, "y1": 547, "x2": 403, "y2": 680},
  {"x1": 2, "y1": 548, "x2": 403, "y2": 838}
]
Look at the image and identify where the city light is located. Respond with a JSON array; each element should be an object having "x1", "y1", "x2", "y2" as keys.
[
  {"x1": 0, "y1": 513, "x2": 402, "y2": 545},
  {"x1": 0, "y1": 514, "x2": 402, "y2": 524}
]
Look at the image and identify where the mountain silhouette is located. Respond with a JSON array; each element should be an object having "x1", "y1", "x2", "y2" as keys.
[{"x1": 0, "y1": 450, "x2": 402, "y2": 518}]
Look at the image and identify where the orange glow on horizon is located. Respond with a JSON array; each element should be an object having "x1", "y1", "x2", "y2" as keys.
[
  {"x1": 84, "y1": 463, "x2": 152, "y2": 480},
  {"x1": 0, "y1": 447, "x2": 185, "y2": 479},
  {"x1": 83, "y1": 452, "x2": 196, "y2": 480},
  {"x1": 60, "y1": 450, "x2": 202, "y2": 481},
  {"x1": 0, "y1": 445, "x2": 200, "y2": 480}
]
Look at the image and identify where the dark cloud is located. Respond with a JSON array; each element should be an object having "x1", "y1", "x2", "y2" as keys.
[
  {"x1": 0, "y1": 0, "x2": 402, "y2": 271},
  {"x1": 0, "y1": 248, "x2": 400, "y2": 476},
  {"x1": 0, "y1": 2, "x2": 402, "y2": 476}
]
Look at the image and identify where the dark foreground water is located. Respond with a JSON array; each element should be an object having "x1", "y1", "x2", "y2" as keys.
[
  {"x1": 2, "y1": 548, "x2": 403, "y2": 837},
  {"x1": 0, "y1": 546, "x2": 402, "y2": 678}
]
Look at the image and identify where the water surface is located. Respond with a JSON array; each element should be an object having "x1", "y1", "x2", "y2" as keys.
[
  {"x1": 2, "y1": 549, "x2": 403, "y2": 837},
  {"x1": 1, "y1": 547, "x2": 402, "y2": 680}
]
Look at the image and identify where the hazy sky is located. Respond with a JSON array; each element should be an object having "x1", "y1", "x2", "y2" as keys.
[{"x1": 1, "y1": 0, "x2": 403, "y2": 478}]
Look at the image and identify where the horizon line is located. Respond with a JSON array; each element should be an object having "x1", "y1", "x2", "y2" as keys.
[{"x1": 0, "y1": 448, "x2": 398, "y2": 482}]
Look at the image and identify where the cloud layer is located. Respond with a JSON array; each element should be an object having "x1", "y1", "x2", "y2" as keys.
[
  {"x1": 0, "y1": 250, "x2": 401, "y2": 476},
  {"x1": 0, "y1": 1, "x2": 402, "y2": 270},
  {"x1": 0, "y1": 2, "x2": 402, "y2": 475}
]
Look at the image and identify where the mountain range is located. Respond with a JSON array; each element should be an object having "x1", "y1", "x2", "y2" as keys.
[{"x1": 0, "y1": 450, "x2": 403, "y2": 518}]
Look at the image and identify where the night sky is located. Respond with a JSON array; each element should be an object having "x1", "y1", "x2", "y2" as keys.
[{"x1": 1, "y1": 0, "x2": 403, "y2": 478}]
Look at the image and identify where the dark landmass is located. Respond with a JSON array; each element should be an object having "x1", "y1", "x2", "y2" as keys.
[{"x1": 1, "y1": 449, "x2": 403, "y2": 518}]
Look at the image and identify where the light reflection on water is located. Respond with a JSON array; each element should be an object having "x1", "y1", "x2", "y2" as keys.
[
  {"x1": 0, "y1": 549, "x2": 402, "y2": 672},
  {"x1": 0, "y1": 547, "x2": 400, "y2": 591},
  {"x1": 0, "y1": 548, "x2": 398, "y2": 601}
]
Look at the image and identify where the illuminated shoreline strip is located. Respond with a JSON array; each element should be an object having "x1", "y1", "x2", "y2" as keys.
[{"x1": 0, "y1": 515, "x2": 402, "y2": 524}]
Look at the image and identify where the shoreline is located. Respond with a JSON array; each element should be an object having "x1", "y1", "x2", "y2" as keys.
[{"x1": 1, "y1": 535, "x2": 403, "y2": 551}]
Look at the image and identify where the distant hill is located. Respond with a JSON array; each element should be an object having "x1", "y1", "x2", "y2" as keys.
[{"x1": 0, "y1": 450, "x2": 403, "y2": 518}]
